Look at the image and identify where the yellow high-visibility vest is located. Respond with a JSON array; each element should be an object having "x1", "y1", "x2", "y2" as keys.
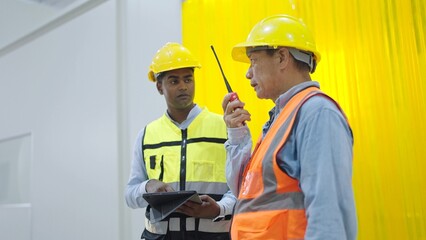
[{"x1": 142, "y1": 107, "x2": 228, "y2": 194}]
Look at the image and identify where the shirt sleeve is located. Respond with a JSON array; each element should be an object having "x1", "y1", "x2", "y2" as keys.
[
  {"x1": 213, "y1": 190, "x2": 237, "y2": 221},
  {"x1": 124, "y1": 129, "x2": 150, "y2": 209},
  {"x1": 224, "y1": 125, "x2": 253, "y2": 196},
  {"x1": 295, "y1": 97, "x2": 357, "y2": 240}
]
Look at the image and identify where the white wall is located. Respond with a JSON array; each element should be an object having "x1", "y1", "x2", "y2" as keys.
[
  {"x1": 0, "y1": 0, "x2": 181, "y2": 239},
  {"x1": 122, "y1": 0, "x2": 182, "y2": 239}
]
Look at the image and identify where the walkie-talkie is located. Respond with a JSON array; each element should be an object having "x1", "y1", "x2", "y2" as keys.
[{"x1": 210, "y1": 45, "x2": 239, "y2": 102}]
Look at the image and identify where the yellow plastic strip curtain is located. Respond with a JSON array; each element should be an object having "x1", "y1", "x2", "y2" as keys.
[
  {"x1": 182, "y1": 0, "x2": 298, "y2": 138},
  {"x1": 182, "y1": 0, "x2": 426, "y2": 239}
]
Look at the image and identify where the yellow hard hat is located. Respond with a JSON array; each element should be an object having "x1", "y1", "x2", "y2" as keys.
[
  {"x1": 148, "y1": 42, "x2": 201, "y2": 82},
  {"x1": 232, "y1": 15, "x2": 321, "y2": 72}
]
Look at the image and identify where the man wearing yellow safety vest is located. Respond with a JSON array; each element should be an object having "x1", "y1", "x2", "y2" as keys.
[
  {"x1": 221, "y1": 15, "x2": 357, "y2": 239},
  {"x1": 125, "y1": 42, "x2": 235, "y2": 240}
]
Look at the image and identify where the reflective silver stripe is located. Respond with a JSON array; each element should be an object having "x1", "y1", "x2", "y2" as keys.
[
  {"x1": 168, "y1": 218, "x2": 180, "y2": 231},
  {"x1": 167, "y1": 181, "x2": 229, "y2": 194},
  {"x1": 262, "y1": 105, "x2": 299, "y2": 192},
  {"x1": 145, "y1": 216, "x2": 231, "y2": 233},
  {"x1": 145, "y1": 216, "x2": 168, "y2": 235},
  {"x1": 237, "y1": 191, "x2": 304, "y2": 213},
  {"x1": 198, "y1": 218, "x2": 231, "y2": 232},
  {"x1": 236, "y1": 90, "x2": 322, "y2": 214},
  {"x1": 261, "y1": 91, "x2": 321, "y2": 193}
]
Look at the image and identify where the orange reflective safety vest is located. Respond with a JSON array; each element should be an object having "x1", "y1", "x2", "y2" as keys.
[{"x1": 231, "y1": 86, "x2": 345, "y2": 240}]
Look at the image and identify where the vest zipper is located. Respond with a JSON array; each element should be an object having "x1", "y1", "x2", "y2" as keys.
[
  {"x1": 158, "y1": 155, "x2": 164, "y2": 181},
  {"x1": 180, "y1": 129, "x2": 188, "y2": 190}
]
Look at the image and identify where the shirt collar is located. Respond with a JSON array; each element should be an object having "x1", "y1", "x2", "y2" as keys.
[
  {"x1": 165, "y1": 104, "x2": 202, "y2": 129},
  {"x1": 273, "y1": 81, "x2": 320, "y2": 117}
]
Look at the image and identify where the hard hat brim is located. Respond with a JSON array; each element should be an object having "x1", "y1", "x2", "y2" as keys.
[{"x1": 232, "y1": 42, "x2": 321, "y2": 64}]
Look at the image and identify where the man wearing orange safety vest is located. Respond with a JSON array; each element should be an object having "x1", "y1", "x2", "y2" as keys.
[{"x1": 221, "y1": 15, "x2": 357, "y2": 239}]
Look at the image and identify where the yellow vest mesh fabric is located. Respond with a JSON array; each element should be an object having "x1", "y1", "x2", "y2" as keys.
[{"x1": 143, "y1": 108, "x2": 227, "y2": 186}]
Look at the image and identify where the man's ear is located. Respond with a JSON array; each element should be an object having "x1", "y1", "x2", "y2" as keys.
[
  {"x1": 278, "y1": 48, "x2": 290, "y2": 64},
  {"x1": 156, "y1": 82, "x2": 163, "y2": 95},
  {"x1": 277, "y1": 48, "x2": 291, "y2": 70}
]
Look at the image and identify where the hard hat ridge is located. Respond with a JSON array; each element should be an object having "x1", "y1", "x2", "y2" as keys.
[
  {"x1": 232, "y1": 14, "x2": 321, "y2": 73},
  {"x1": 148, "y1": 42, "x2": 201, "y2": 82}
]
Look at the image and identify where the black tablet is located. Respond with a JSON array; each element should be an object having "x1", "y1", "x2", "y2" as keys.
[{"x1": 143, "y1": 190, "x2": 202, "y2": 223}]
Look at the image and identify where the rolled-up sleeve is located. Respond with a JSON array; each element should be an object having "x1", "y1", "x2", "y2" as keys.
[{"x1": 224, "y1": 125, "x2": 253, "y2": 196}]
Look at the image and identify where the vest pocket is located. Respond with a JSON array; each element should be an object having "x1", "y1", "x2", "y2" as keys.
[
  {"x1": 191, "y1": 160, "x2": 215, "y2": 181},
  {"x1": 240, "y1": 169, "x2": 263, "y2": 198},
  {"x1": 232, "y1": 210, "x2": 306, "y2": 240},
  {"x1": 145, "y1": 155, "x2": 162, "y2": 180},
  {"x1": 145, "y1": 153, "x2": 179, "y2": 183},
  {"x1": 232, "y1": 210, "x2": 286, "y2": 239}
]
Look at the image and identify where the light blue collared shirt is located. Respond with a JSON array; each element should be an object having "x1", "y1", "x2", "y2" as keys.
[{"x1": 225, "y1": 81, "x2": 357, "y2": 240}]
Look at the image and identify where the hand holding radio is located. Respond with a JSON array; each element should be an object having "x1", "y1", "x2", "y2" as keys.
[{"x1": 221, "y1": 94, "x2": 250, "y2": 128}]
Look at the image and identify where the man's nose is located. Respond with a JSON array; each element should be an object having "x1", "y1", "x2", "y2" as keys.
[
  {"x1": 246, "y1": 67, "x2": 253, "y2": 79},
  {"x1": 178, "y1": 81, "x2": 188, "y2": 90}
]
